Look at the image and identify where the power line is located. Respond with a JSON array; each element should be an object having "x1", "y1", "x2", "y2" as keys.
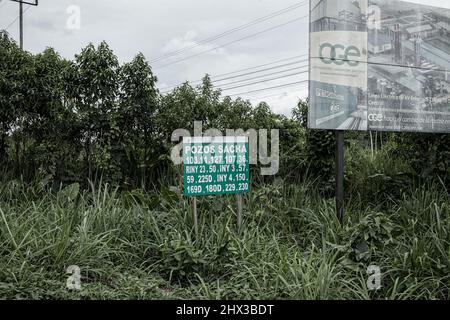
[
  {"x1": 220, "y1": 70, "x2": 308, "y2": 91},
  {"x1": 3, "y1": 5, "x2": 30, "y2": 31},
  {"x1": 154, "y1": 14, "x2": 309, "y2": 70},
  {"x1": 227, "y1": 80, "x2": 309, "y2": 97},
  {"x1": 151, "y1": 1, "x2": 306, "y2": 63},
  {"x1": 247, "y1": 83, "x2": 308, "y2": 100},
  {"x1": 150, "y1": 1, "x2": 308, "y2": 64},
  {"x1": 216, "y1": 65, "x2": 308, "y2": 89},
  {"x1": 160, "y1": 67, "x2": 309, "y2": 98},
  {"x1": 159, "y1": 53, "x2": 308, "y2": 91},
  {"x1": 249, "y1": 92, "x2": 290, "y2": 101},
  {"x1": 160, "y1": 59, "x2": 308, "y2": 93},
  {"x1": 160, "y1": 63, "x2": 308, "y2": 94},
  {"x1": 310, "y1": 56, "x2": 450, "y2": 73},
  {"x1": 230, "y1": 80, "x2": 308, "y2": 98},
  {"x1": 209, "y1": 53, "x2": 308, "y2": 78},
  {"x1": 214, "y1": 59, "x2": 308, "y2": 83},
  {"x1": 218, "y1": 65, "x2": 308, "y2": 90}
]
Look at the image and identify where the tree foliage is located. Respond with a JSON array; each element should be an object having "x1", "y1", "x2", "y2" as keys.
[
  {"x1": 0, "y1": 32, "x2": 448, "y2": 190},
  {"x1": 0, "y1": 33, "x2": 306, "y2": 189}
]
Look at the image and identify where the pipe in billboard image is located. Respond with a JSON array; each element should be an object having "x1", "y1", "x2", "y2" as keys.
[{"x1": 309, "y1": 0, "x2": 450, "y2": 133}]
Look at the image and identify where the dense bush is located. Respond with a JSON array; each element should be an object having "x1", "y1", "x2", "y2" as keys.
[
  {"x1": 394, "y1": 133, "x2": 450, "y2": 184},
  {"x1": 0, "y1": 32, "x2": 309, "y2": 190}
]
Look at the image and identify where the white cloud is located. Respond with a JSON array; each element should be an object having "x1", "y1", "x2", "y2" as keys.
[{"x1": 162, "y1": 30, "x2": 198, "y2": 53}]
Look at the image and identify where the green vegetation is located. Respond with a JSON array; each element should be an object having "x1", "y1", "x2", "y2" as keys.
[
  {"x1": 1, "y1": 32, "x2": 449, "y2": 300},
  {"x1": 0, "y1": 165, "x2": 449, "y2": 299}
]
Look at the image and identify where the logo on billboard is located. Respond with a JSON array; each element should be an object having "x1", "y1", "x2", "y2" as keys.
[
  {"x1": 368, "y1": 114, "x2": 383, "y2": 122},
  {"x1": 310, "y1": 31, "x2": 368, "y2": 90},
  {"x1": 319, "y1": 43, "x2": 362, "y2": 66}
]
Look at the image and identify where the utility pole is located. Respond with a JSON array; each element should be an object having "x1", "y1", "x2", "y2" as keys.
[
  {"x1": 10, "y1": 0, "x2": 38, "y2": 50},
  {"x1": 19, "y1": 1, "x2": 23, "y2": 49}
]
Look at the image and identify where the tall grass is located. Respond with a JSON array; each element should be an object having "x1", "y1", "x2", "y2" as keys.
[{"x1": 0, "y1": 171, "x2": 449, "y2": 299}]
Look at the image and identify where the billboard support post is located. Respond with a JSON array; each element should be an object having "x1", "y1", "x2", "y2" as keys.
[{"x1": 335, "y1": 130, "x2": 344, "y2": 225}]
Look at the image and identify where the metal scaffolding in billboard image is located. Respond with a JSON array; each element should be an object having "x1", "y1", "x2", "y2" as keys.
[{"x1": 309, "y1": 0, "x2": 450, "y2": 133}]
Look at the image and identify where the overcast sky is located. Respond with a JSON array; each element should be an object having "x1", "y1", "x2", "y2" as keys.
[{"x1": 1, "y1": 0, "x2": 449, "y2": 116}]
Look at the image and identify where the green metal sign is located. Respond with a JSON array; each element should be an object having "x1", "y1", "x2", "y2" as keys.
[{"x1": 183, "y1": 136, "x2": 250, "y2": 197}]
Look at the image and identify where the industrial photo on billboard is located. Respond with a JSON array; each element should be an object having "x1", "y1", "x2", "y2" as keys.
[
  {"x1": 309, "y1": 0, "x2": 450, "y2": 133},
  {"x1": 309, "y1": 0, "x2": 369, "y2": 131},
  {"x1": 367, "y1": 0, "x2": 450, "y2": 133}
]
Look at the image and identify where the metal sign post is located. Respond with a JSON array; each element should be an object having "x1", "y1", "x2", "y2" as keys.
[
  {"x1": 335, "y1": 131, "x2": 344, "y2": 225},
  {"x1": 236, "y1": 194, "x2": 243, "y2": 233},
  {"x1": 192, "y1": 197, "x2": 198, "y2": 236}
]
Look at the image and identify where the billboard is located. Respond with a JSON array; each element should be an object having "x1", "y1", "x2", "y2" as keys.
[{"x1": 309, "y1": 0, "x2": 450, "y2": 132}]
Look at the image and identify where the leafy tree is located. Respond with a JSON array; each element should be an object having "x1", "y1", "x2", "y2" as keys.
[
  {"x1": 118, "y1": 53, "x2": 160, "y2": 188},
  {"x1": 0, "y1": 32, "x2": 35, "y2": 174},
  {"x1": 158, "y1": 76, "x2": 222, "y2": 141},
  {"x1": 67, "y1": 42, "x2": 120, "y2": 184},
  {"x1": 215, "y1": 97, "x2": 253, "y2": 130},
  {"x1": 22, "y1": 48, "x2": 80, "y2": 183}
]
